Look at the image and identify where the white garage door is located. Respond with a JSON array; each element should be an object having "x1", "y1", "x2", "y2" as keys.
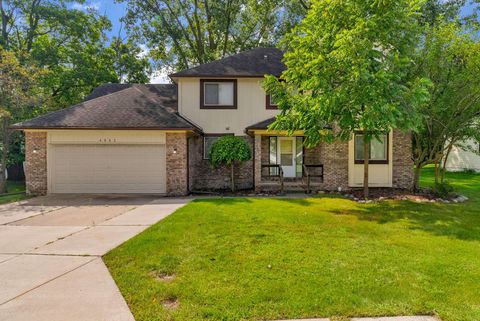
[{"x1": 50, "y1": 144, "x2": 166, "y2": 194}]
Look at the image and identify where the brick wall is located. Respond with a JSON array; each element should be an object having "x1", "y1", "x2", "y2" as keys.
[
  {"x1": 25, "y1": 131, "x2": 48, "y2": 196},
  {"x1": 392, "y1": 129, "x2": 414, "y2": 189},
  {"x1": 189, "y1": 135, "x2": 254, "y2": 191},
  {"x1": 166, "y1": 132, "x2": 189, "y2": 196},
  {"x1": 322, "y1": 140, "x2": 349, "y2": 191}
]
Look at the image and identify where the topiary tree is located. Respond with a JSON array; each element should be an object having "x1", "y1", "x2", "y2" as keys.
[{"x1": 209, "y1": 136, "x2": 252, "y2": 192}]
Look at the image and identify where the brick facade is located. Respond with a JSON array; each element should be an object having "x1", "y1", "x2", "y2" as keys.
[
  {"x1": 392, "y1": 129, "x2": 414, "y2": 189},
  {"x1": 22, "y1": 130, "x2": 412, "y2": 196},
  {"x1": 25, "y1": 131, "x2": 48, "y2": 196},
  {"x1": 189, "y1": 135, "x2": 254, "y2": 191},
  {"x1": 166, "y1": 132, "x2": 189, "y2": 196},
  {"x1": 322, "y1": 140, "x2": 349, "y2": 191}
]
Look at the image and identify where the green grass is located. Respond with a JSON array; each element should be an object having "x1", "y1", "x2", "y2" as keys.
[
  {"x1": 104, "y1": 170, "x2": 480, "y2": 321},
  {"x1": 0, "y1": 181, "x2": 28, "y2": 205}
]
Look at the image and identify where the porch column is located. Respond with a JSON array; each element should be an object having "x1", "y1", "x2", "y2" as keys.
[
  {"x1": 166, "y1": 132, "x2": 189, "y2": 196},
  {"x1": 25, "y1": 131, "x2": 48, "y2": 196},
  {"x1": 254, "y1": 134, "x2": 262, "y2": 192}
]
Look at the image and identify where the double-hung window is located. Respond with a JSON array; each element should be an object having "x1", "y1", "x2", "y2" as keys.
[
  {"x1": 354, "y1": 133, "x2": 389, "y2": 164},
  {"x1": 266, "y1": 94, "x2": 279, "y2": 109},
  {"x1": 203, "y1": 134, "x2": 233, "y2": 159},
  {"x1": 201, "y1": 79, "x2": 237, "y2": 109}
]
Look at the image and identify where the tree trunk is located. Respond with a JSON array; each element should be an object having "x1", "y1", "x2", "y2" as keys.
[
  {"x1": 413, "y1": 164, "x2": 422, "y2": 192},
  {"x1": 0, "y1": 117, "x2": 10, "y2": 194},
  {"x1": 441, "y1": 144, "x2": 454, "y2": 184},
  {"x1": 230, "y1": 163, "x2": 235, "y2": 192},
  {"x1": 363, "y1": 138, "x2": 370, "y2": 199},
  {"x1": 433, "y1": 158, "x2": 440, "y2": 192}
]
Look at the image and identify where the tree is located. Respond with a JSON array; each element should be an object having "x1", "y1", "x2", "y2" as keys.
[
  {"x1": 110, "y1": 37, "x2": 152, "y2": 84},
  {"x1": 419, "y1": 0, "x2": 479, "y2": 27},
  {"x1": 0, "y1": 48, "x2": 43, "y2": 193},
  {"x1": 209, "y1": 136, "x2": 251, "y2": 192},
  {"x1": 0, "y1": 0, "x2": 151, "y2": 109},
  {"x1": 411, "y1": 21, "x2": 480, "y2": 191},
  {"x1": 121, "y1": 0, "x2": 308, "y2": 69},
  {"x1": 264, "y1": 0, "x2": 430, "y2": 198}
]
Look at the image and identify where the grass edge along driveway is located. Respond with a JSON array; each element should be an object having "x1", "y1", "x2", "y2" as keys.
[{"x1": 104, "y1": 169, "x2": 480, "y2": 321}]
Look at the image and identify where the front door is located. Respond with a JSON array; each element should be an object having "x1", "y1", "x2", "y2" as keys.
[{"x1": 278, "y1": 137, "x2": 296, "y2": 177}]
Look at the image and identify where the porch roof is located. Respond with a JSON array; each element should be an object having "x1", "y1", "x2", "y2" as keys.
[
  {"x1": 246, "y1": 117, "x2": 332, "y2": 134},
  {"x1": 245, "y1": 117, "x2": 276, "y2": 130}
]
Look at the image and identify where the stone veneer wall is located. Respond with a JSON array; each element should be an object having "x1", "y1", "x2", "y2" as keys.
[
  {"x1": 188, "y1": 135, "x2": 254, "y2": 191},
  {"x1": 392, "y1": 129, "x2": 414, "y2": 189},
  {"x1": 166, "y1": 132, "x2": 189, "y2": 196},
  {"x1": 25, "y1": 131, "x2": 48, "y2": 196}
]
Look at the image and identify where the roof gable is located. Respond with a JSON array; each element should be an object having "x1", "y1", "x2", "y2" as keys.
[{"x1": 170, "y1": 47, "x2": 285, "y2": 78}]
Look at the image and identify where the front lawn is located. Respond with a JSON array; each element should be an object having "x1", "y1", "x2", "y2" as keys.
[
  {"x1": 104, "y1": 170, "x2": 480, "y2": 321},
  {"x1": 0, "y1": 181, "x2": 28, "y2": 205}
]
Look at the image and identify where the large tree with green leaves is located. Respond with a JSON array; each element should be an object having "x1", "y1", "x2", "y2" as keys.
[
  {"x1": 264, "y1": 0, "x2": 430, "y2": 197},
  {"x1": 0, "y1": 0, "x2": 151, "y2": 109},
  {"x1": 121, "y1": 0, "x2": 308, "y2": 70},
  {"x1": 0, "y1": 47, "x2": 43, "y2": 193},
  {"x1": 411, "y1": 21, "x2": 480, "y2": 191},
  {"x1": 420, "y1": 0, "x2": 480, "y2": 27}
]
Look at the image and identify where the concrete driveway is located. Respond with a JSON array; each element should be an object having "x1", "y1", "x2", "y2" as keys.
[{"x1": 0, "y1": 194, "x2": 189, "y2": 321}]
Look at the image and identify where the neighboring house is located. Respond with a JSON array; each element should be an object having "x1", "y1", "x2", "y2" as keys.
[
  {"x1": 13, "y1": 47, "x2": 413, "y2": 196},
  {"x1": 446, "y1": 139, "x2": 480, "y2": 172}
]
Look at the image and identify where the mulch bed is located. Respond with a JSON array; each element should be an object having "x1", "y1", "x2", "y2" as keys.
[
  {"x1": 347, "y1": 188, "x2": 435, "y2": 201},
  {"x1": 344, "y1": 187, "x2": 468, "y2": 203}
]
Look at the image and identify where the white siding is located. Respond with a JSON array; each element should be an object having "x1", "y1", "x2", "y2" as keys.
[
  {"x1": 446, "y1": 139, "x2": 480, "y2": 172},
  {"x1": 348, "y1": 131, "x2": 394, "y2": 187},
  {"x1": 177, "y1": 78, "x2": 279, "y2": 135}
]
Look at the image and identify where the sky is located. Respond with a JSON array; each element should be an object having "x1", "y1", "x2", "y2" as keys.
[{"x1": 72, "y1": 1, "x2": 478, "y2": 84}]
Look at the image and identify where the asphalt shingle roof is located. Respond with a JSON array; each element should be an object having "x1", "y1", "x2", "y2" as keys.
[
  {"x1": 12, "y1": 84, "x2": 201, "y2": 131},
  {"x1": 246, "y1": 117, "x2": 277, "y2": 130},
  {"x1": 170, "y1": 47, "x2": 285, "y2": 78}
]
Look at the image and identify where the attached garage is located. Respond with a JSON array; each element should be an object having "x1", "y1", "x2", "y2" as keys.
[
  {"x1": 49, "y1": 144, "x2": 166, "y2": 194},
  {"x1": 13, "y1": 84, "x2": 199, "y2": 196},
  {"x1": 47, "y1": 131, "x2": 167, "y2": 194}
]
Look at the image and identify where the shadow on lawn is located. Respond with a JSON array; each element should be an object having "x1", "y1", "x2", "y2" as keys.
[{"x1": 328, "y1": 200, "x2": 480, "y2": 242}]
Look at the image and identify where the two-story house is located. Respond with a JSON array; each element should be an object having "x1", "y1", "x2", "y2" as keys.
[{"x1": 13, "y1": 48, "x2": 414, "y2": 196}]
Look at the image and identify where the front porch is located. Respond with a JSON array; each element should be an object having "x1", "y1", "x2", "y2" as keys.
[{"x1": 253, "y1": 135, "x2": 329, "y2": 193}]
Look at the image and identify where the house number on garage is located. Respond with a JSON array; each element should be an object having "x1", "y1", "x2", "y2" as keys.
[{"x1": 98, "y1": 138, "x2": 117, "y2": 143}]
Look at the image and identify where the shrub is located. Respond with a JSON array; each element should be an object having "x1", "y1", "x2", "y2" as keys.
[
  {"x1": 434, "y1": 181, "x2": 455, "y2": 198},
  {"x1": 462, "y1": 168, "x2": 478, "y2": 175},
  {"x1": 210, "y1": 136, "x2": 251, "y2": 192}
]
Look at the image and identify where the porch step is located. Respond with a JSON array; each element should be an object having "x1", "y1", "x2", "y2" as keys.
[{"x1": 259, "y1": 181, "x2": 323, "y2": 193}]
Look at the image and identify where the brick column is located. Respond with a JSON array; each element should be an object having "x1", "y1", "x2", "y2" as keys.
[
  {"x1": 25, "y1": 131, "x2": 48, "y2": 196},
  {"x1": 322, "y1": 140, "x2": 349, "y2": 191},
  {"x1": 166, "y1": 132, "x2": 188, "y2": 196},
  {"x1": 392, "y1": 129, "x2": 414, "y2": 189},
  {"x1": 254, "y1": 134, "x2": 262, "y2": 192}
]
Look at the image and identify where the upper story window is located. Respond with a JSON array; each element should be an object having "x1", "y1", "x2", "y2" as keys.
[
  {"x1": 354, "y1": 132, "x2": 389, "y2": 164},
  {"x1": 200, "y1": 79, "x2": 237, "y2": 109},
  {"x1": 266, "y1": 94, "x2": 279, "y2": 109}
]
